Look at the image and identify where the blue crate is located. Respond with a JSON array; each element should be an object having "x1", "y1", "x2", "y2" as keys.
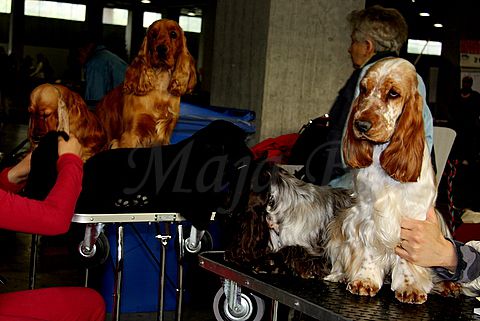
[
  {"x1": 100, "y1": 223, "x2": 180, "y2": 313},
  {"x1": 171, "y1": 102, "x2": 255, "y2": 144}
]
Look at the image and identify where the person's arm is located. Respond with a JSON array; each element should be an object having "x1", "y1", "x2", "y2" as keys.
[
  {"x1": 29, "y1": 61, "x2": 43, "y2": 77},
  {"x1": 396, "y1": 207, "x2": 480, "y2": 283},
  {"x1": 0, "y1": 152, "x2": 32, "y2": 190},
  {"x1": 434, "y1": 240, "x2": 480, "y2": 283},
  {"x1": 396, "y1": 208, "x2": 457, "y2": 270},
  {"x1": 0, "y1": 153, "x2": 32, "y2": 193},
  {"x1": 0, "y1": 136, "x2": 83, "y2": 236}
]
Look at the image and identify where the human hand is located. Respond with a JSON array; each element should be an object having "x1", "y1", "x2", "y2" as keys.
[
  {"x1": 7, "y1": 152, "x2": 32, "y2": 184},
  {"x1": 58, "y1": 135, "x2": 82, "y2": 159},
  {"x1": 395, "y1": 207, "x2": 457, "y2": 271}
]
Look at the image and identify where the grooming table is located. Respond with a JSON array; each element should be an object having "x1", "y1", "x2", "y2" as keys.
[
  {"x1": 73, "y1": 212, "x2": 211, "y2": 321},
  {"x1": 198, "y1": 251, "x2": 480, "y2": 321}
]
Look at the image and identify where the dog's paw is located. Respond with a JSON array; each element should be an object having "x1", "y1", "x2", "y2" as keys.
[
  {"x1": 252, "y1": 258, "x2": 284, "y2": 275},
  {"x1": 275, "y1": 245, "x2": 328, "y2": 279},
  {"x1": 394, "y1": 286, "x2": 428, "y2": 304},
  {"x1": 432, "y1": 281, "x2": 462, "y2": 297},
  {"x1": 287, "y1": 257, "x2": 327, "y2": 279},
  {"x1": 347, "y1": 279, "x2": 380, "y2": 297}
]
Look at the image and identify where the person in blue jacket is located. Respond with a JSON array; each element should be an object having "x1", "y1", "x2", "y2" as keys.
[{"x1": 77, "y1": 34, "x2": 128, "y2": 109}]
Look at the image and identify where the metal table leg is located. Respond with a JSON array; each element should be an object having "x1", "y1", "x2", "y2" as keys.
[
  {"x1": 28, "y1": 234, "x2": 40, "y2": 290},
  {"x1": 155, "y1": 223, "x2": 172, "y2": 321},
  {"x1": 272, "y1": 300, "x2": 279, "y2": 321},
  {"x1": 176, "y1": 224, "x2": 185, "y2": 321},
  {"x1": 112, "y1": 224, "x2": 124, "y2": 321}
]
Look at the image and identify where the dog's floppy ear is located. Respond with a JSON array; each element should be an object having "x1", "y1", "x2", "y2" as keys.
[
  {"x1": 60, "y1": 87, "x2": 81, "y2": 133},
  {"x1": 55, "y1": 90, "x2": 70, "y2": 135},
  {"x1": 63, "y1": 88, "x2": 107, "y2": 158},
  {"x1": 123, "y1": 37, "x2": 156, "y2": 95},
  {"x1": 224, "y1": 180, "x2": 272, "y2": 264},
  {"x1": 168, "y1": 29, "x2": 197, "y2": 97},
  {"x1": 342, "y1": 97, "x2": 373, "y2": 168},
  {"x1": 380, "y1": 91, "x2": 425, "y2": 182}
]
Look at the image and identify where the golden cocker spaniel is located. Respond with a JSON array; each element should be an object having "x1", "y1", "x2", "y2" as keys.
[
  {"x1": 28, "y1": 83, "x2": 107, "y2": 161},
  {"x1": 96, "y1": 18, "x2": 197, "y2": 148}
]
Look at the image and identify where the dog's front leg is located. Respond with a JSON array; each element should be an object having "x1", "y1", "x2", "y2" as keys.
[
  {"x1": 391, "y1": 257, "x2": 433, "y2": 304},
  {"x1": 346, "y1": 247, "x2": 386, "y2": 297},
  {"x1": 326, "y1": 242, "x2": 386, "y2": 297}
]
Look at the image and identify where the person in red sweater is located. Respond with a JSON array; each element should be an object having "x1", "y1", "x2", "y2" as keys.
[{"x1": 0, "y1": 135, "x2": 105, "y2": 321}]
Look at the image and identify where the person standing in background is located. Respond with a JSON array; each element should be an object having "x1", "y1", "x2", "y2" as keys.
[
  {"x1": 77, "y1": 33, "x2": 128, "y2": 109},
  {"x1": 30, "y1": 53, "x2": 53, "y2": 88},
  {"x1": 450, "y1": 75, "x2": 480, "y2": 165}
]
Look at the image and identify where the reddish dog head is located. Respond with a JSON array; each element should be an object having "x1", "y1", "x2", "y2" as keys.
[
  {"x1": 28, "y1": 83, "x2": 107, "y2": 161},
  {"x1": 123, "y1": 19, "x2": 197, "y2": 96}
]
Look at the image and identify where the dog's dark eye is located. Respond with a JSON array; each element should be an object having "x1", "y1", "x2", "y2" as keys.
[
  {"x1": 31, "y1": 112, "x2": 51, "y2": 122},
  {"x1": 148, "y1": 30, "x2": 157, "y2": 40},
  {"x1": 170, "y1": 31, "x2": 177, "y2": 39},
  {"x1": 388, "y1": 89, "x2": 400, "y2": 98}
]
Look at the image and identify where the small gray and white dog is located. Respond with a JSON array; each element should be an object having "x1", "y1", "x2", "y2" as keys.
[
  {"x1": 266, "y1": 165, "x2": 355, "y2": 254},
  {"x1": 225, "y1": 163, "x2": 355, "y2": 278}
]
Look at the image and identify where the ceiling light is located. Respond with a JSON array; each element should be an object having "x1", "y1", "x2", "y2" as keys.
[
  {"x1": 433, "y1": 23, "x2": 443, "y2": 28},
  {"x1": 187, "y1": 10, "x2": 195, "y2": 16},
  {"x1": 141, "y1": 0, "x2": 151, "y2": 3},
  {"x1": 419, "y1": 12, "x2": 430, "y2": 17}
]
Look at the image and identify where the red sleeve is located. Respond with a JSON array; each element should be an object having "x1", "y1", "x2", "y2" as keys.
[
  {"x1": 0, "y1": 153, "x2": 83, "y2": 235},
  {"x1": 0, "y1": 167, "x2": 25, "y2": 194}
]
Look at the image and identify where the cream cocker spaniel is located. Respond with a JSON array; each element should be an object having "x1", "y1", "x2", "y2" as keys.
[{"x1": 324, "y1": 58, "x2": 459, "y2": 304}]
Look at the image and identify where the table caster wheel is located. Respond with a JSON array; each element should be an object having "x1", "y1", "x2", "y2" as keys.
[
  {"x1": 213, "y1": 287, "x2": 265, "y2": 321},
  {"x1": 77, "y1": 232, "x2": 110, "y2": 268},
  {"x1": 178, "y1": 225, "x2": 213, "y2": 255}
]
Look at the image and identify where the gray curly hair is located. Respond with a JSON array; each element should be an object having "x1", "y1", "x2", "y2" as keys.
[{"x1": 348, "y1": 5, "x2": 408, "y2": 55}]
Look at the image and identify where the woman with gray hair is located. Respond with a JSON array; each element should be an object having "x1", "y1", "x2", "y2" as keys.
[
  {"x1": 304, "y1": 5, "x2": 433, "y2": 188},
  {"x1": 348, "y1": 5, "x2": 408, "y2": 60}
]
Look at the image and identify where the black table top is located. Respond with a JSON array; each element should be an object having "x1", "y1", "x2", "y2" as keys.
[{"x1": 198, "y1": 251, "x2": 480, "y2": 321}]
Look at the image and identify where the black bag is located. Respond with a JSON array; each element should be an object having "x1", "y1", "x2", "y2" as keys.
[
  {"x1": 22, "y1": 131, "x2": 69, "y2": 200},
  {"x1": 288, "y1": 115, "x2": 330, "y2": 165},
  {"x1": 288, "y1": 115, "x2": 345, "y2": 185}
]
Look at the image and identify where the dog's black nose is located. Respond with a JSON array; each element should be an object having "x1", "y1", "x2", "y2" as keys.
[
  {"x1": 354, "y1": 120, "x2": 372, "y2": 133},
  {"x1": 156, "y1": 45, "x2": 168, "y2": 59}
]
